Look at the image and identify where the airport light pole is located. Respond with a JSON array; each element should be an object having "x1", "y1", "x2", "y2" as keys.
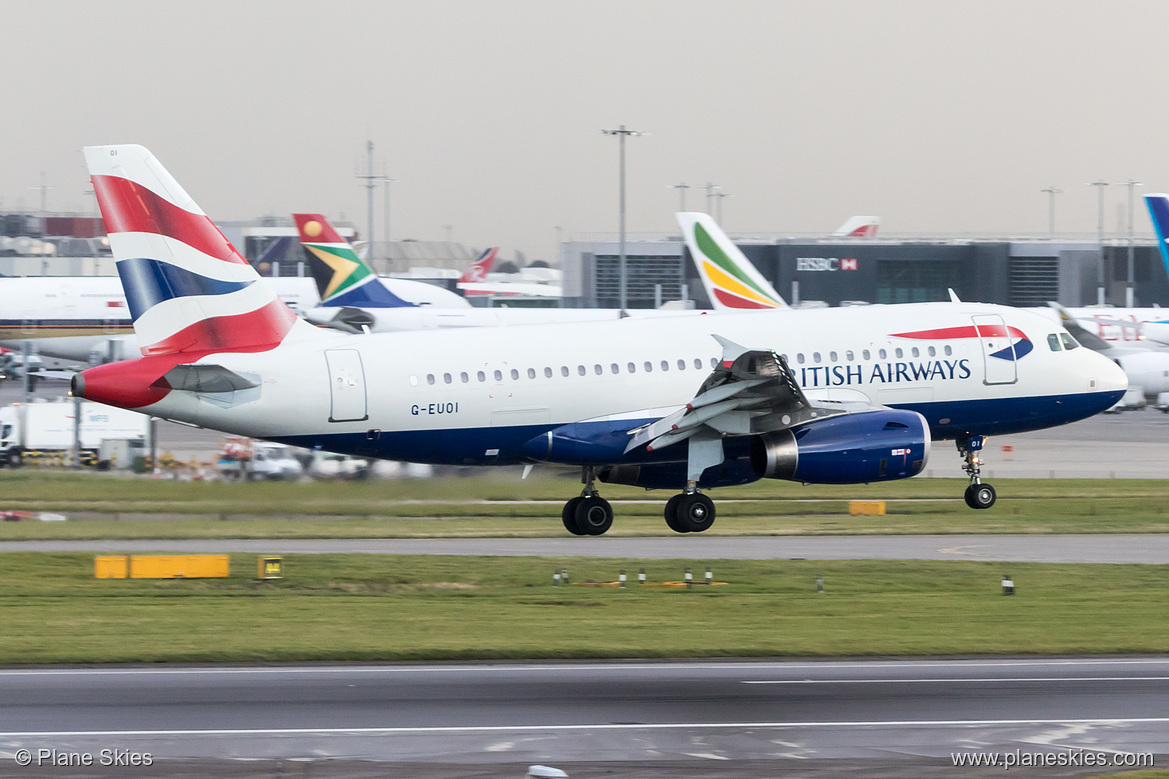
[
  {"x1": 602, "y1": 125, "x2": 646, "y2": 310},
  {"x1": 1040, "y1": 186, "x2": 1061, "y2": 237},
  {"x1": 382, "y1": 177, "x2": 400, "y2": 261},
  {"x1": 357, "y1": 141, "x2": 390, "y2": 259},
  {"x1": 1116, "y1": 179, "x2": 1143, "y2": 307},
  {"x1": 712, "y1": 191, "x2": 732, "y2": 224},
  {"x1": 702, "y1": 182, "x2": 721, "y2": 215},
  {"x1": 442, "y1": 224, "x2": 454, "y2": 243},
  {"x1": 668, "y1": 183, "x2": 689, "y2": 212},
  {"x1": 1086, "y1": 180, "x2": 1110, "y2": 305}
]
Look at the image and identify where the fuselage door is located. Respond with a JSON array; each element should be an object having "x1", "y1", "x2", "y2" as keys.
[
  {"x1": 972, "y1": 314, "x2": 1018, "y2": 385},
  {"x1": 325, "y1": 349, "x2": 368, "y2": 422}
]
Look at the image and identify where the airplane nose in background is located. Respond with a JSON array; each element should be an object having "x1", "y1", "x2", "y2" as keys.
[{"x1": 1092, "y1": 350, "x2": 1129, "y2": 394}]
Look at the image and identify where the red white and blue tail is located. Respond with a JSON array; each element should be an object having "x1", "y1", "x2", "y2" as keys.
[{"x1": 84, "y1": 144, "x2": 318, "y2": 356}]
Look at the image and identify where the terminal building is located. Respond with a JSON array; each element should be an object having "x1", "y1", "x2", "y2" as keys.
[{"x1": 561, "y1": 236, "x2": 1168, "y2": 310}]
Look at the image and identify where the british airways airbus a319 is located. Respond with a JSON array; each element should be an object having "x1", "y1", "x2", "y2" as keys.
[{"x1": 73, "y1": 145, "x2": 1126, "y2": 535}]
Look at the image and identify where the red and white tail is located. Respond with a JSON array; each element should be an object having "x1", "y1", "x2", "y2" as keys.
[
  {"x1": 832, "y1": 216, "x2": 880, "y2": 239},
  {"x1": 458, "y1": 247, "x2": 498, "y2": 283},
  {"x1": 83, "y1": 144, "x2": 317, "y2": 356}
]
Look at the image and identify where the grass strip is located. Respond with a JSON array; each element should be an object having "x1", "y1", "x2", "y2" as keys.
[{"x1": 1, "y1": 553, "x2": 1167, "y2": 664}]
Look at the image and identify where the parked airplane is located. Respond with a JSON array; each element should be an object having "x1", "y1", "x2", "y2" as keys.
[
  {"x1": 680, "y1": 212, "x2": 788, "y2": 310},
  {"x1": 458, "y1": 247, "x2": 498, "y2": 283},
  {"x1": 295, "y1": 213, "x2": 669, "y2": 332},
  {"x1": 0, "y1": 272, "x2": 318, "y2": 364},
  {"x1": 74, "y1": 145, "x2": 1125, "y2": 534},
  {"x1": 833, "y1": 216, "x2": 881, "y2": 238}
]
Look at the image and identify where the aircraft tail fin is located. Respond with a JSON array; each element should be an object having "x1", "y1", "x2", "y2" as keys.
[
  {"x1": 676, "y1": 212, "x2": 788, "y2": 310},
  {"x1": 1145, "y1": 194, "x2": 1169, "y2": 276},
  {"x1": 293, "y1": 213, "x2": 416, "y2": 309},
  {"x1": 458, "y1": 247, "x2": 498, "y2": 283},
  {"x1": 832, "y1": 216, "x2": 880, "y2": 238},
  {"x1": 84, "y1": 144, "x2": 311, "y2": 356}
]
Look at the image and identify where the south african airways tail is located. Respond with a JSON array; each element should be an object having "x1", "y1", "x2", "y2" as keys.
[{"x1": 293, "y1": 213, "x2": 417, "y2": 308}]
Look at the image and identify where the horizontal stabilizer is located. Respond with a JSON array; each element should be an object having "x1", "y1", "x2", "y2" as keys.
[{"x1": 154, "y1": 364, "x2": 259, "y2": 393}]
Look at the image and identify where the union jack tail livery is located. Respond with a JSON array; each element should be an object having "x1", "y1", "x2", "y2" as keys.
[
  {"x1": 293, "y1": 213, "x2": 416, "y2": 308},
  {"x1": 832, "y1": 216, "x2": 881, "y2": 239},
  {"x1": 84, "y1": 145, "x2": 315, "y2": 356},
  {"x1": 458, "y1": 247, "x2": 498, "y2": 284},
  {"x1": 677, "y1": 212, "x2": 788, "y2": 310}
]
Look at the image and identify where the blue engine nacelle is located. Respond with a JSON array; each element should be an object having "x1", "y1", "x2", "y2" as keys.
[{"x1": 750, "y1": 409, "x2": 930, "y2": 484}]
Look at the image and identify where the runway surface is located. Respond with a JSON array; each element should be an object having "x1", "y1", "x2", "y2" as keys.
[
  {"x1": 5, "y1": 534, "x2": 1169, "y2": 563},
  {"x1": 0, "y1": 658, "x2": 1164, "y2": 777}
]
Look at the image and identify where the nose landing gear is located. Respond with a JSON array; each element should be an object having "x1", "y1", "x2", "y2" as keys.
[{"x1": 958, "y1": 436, "x2": 996, "y2": 509}]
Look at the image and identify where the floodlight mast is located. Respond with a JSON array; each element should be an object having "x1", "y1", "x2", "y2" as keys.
[
  {"x1": 602, "y1": 125, "x2": 646, "y2": 310},
  {"x1": 1115, "y1": 179, "x2": 1143, "y2": 308},
  {"x1": 1086, "y1": 180, "x2": 1109, "y2": 305}
]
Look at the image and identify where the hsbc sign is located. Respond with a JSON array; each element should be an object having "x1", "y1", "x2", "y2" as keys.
[{"x1": 796, "y1": 257, "x2": 859, "y2": 272}]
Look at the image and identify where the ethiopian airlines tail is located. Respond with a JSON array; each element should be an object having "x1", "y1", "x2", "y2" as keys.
[
  {"x1": 84, "y1": 145, "x2": 320, "y2": 356},
  {"x1": 458, "y1": 247, "x2": 498, "y2": 284},
  {"x1": 677, "y1": 212, "x2": 788, "y2": 310},
  {"x1": 832, "y1": 216, "x2": 880, "y2": 238},
  {"x1": 293, "y1": 213, "x2": 416, "y2": 308}
]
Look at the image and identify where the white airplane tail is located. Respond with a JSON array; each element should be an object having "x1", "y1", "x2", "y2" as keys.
[
  {"x1": 676, "y1": 212, "x2": 787, "y2": 310},
  {"x1": 83, "y1": 144, "x2": 320, "y2": 356},
  {"x1": 832, "y1": 216, "x2": 880, "y2": 238}
]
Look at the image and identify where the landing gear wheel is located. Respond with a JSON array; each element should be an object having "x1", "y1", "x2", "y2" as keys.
[
  {"x1": 675, "y1": 493, "x2": 716, "y2": 533},
  {"x1": 562, "y1": 496, "x2": 586, "y2": 535},
  {"x1": 964, "y1": 483, "x2": 996, "y2": 510},
  {"x1": 664, "y1": 494, "x2": 688, "y2": 533},
  {"x1": 574, "y1": 495, "x2": 614, "y2": 536}
]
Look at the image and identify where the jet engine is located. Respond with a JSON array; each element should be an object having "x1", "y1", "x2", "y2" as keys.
[{"x1": 751, "y1": 409, "x2": 930, "y2": 484}]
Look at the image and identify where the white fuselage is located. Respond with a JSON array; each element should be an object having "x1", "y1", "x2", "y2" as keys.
[{"x1": 124, "y1": 302, "x2": 1126, "y2": 465}]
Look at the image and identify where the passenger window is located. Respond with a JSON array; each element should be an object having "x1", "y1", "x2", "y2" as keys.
[
  {"x1": 528, "y1": 368, "x2": 536, "y2": 379},
  {"x1": 830, "y1": 351, "x2": 838, "y2": 362},
  {"x1": 879, "y1": 349, "x2": 887, "y2": 359},
  {"x1": 677, "y1": 359, "x2": 686, "y2": 370},
  {"x1": 510, "y1": 369, "x2": 519, "y2": 380},
  {"x1": 797, "y1": 353, "x2": 805, "y2": 364},
  {"x1": 443, "y1": 373, "x2": 452, "y2": 384},
  {"x1": 544, "y1": 367, "x2": 552, "y2": 378},
  {"x1": 862, "y1": 349, "x2": 871, "y2": 360},
  {"x1": 460, "y1": 372, "x2": 469, "y2": 383},
  {"x1": 911, "y1": 347, "x2": 919, "y2": 358},
  {"x1": 561, "y1": 366, "x2": 569, "y2": 377},
  {"x1": 895, "y1": 348, "x2": 904, "y2": 358},
  {"x1": 644, "y1": 361, "x2": 653, "y2": 372},
  {"x1": 928, "y1": 346, "x2": 936, "y2": 357},
  {"x1": 710, "y1": 357, "x2": 718, "y2": 368},
  {"x1": 594, "y1": 364, "x2": 603, "y2": 375},
  {"x1": 611, "y1": 363, "x2": 620, "y2": 374},
  {"x1": 427, "y1": 374, "x2": 435, "y2": 385},
  {"x1": 694, "y1": 358, "x2": 703, "y2": 369},
  {"x1": 494, "y1": 370, "x2": 503, "y2": 381},
  {"x1": 409, "y1": 375, "x2": 418, "y2": 386},
  {"x1": 577, "y1": 365, "x2": 586, "y2": 376},
  {"x1": 661, "y1": 360, "x2": 669, "y2": 371},
  {"x1": 813, "y1": 352, "x2": 821, "y2": 363},
  {"x1": 1061, "y1": 333, "x2": 1079, "y2": 350},
  {"x1": 944, "y1": 345, "x2": 952, "y2": 356},
  {"x1": 628, "y1": 362, "x2": 637, "y2": 373},
  {"x1": 478, "y1": 371, "x2": 486, "y2": 382}
]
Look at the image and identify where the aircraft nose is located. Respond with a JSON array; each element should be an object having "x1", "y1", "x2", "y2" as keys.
[{"x1": 1090, "y1": 349, "x2": 1129, "y2": 395}]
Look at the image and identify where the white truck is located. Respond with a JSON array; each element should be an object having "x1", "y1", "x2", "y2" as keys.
[
  {"x1": 0, "y1": 399, "x2": 150, "y2": 468},
  {"x1": 217, "y1": 437, "x2": 303, "y2": 481}
]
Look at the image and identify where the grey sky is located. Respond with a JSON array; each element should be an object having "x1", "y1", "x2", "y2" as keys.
[{"x1": 4, "y1": 0, "x2": 1169, "y2": 262}]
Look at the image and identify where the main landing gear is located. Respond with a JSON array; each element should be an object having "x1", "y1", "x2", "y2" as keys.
[
  {"x1": 559, "y1": 469, "x2": 719, "y2": 536},
  {"x1": 958, "y1": 436, "x2": 996, "y2": 510},
  {"x1": 664, "y1": 485, "x2": 716, "y2": 533},
  {"x1": 562, "y1": 467, "x2": 614, "y2": 536}
]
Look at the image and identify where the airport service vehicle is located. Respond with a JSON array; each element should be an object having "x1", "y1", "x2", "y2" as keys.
[
  {"x1": 73, "y1": 145, "x2": 1127, "y2": 535},
  {"x1": 307, "y1": 450, "x2": 370, "y2": 480},
  {"x1": 295, "y1": 214, "x2": 664, "y2": 332},
  {"x1": 217, "y1": 437, "x2": 302, "y2": 481},
  {"x1": 1103, "y1": 386, "x2": 1147, "y2": 413},
  {"x1": 0, "y1": 398, "x2": 148, "y2": 467}
]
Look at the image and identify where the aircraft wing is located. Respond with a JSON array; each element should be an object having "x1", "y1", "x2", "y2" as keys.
[{"x1": 623, "y1": 335, "x2": 851, "y2": 454}]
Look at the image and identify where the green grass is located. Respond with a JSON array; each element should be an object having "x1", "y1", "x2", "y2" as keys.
[
  {"x1": 1, "y1": 553, "x2": 1167, "y2": 664},
  {"x1": 2, "y1": 473, "x2": 1169, "y2": 539}
]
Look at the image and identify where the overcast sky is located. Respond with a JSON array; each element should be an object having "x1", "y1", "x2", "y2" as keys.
[{"x1": 4, "y1": 0, "x2": 1169, "y2": 261}]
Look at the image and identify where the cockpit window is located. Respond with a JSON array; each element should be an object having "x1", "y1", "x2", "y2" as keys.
[
  {"x1": 1047, "y1": 334, "x2": 1061, "y2": 352},
  {"x1": 1060, "y1": 333, "x2": 1080, "y2": 350}
]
